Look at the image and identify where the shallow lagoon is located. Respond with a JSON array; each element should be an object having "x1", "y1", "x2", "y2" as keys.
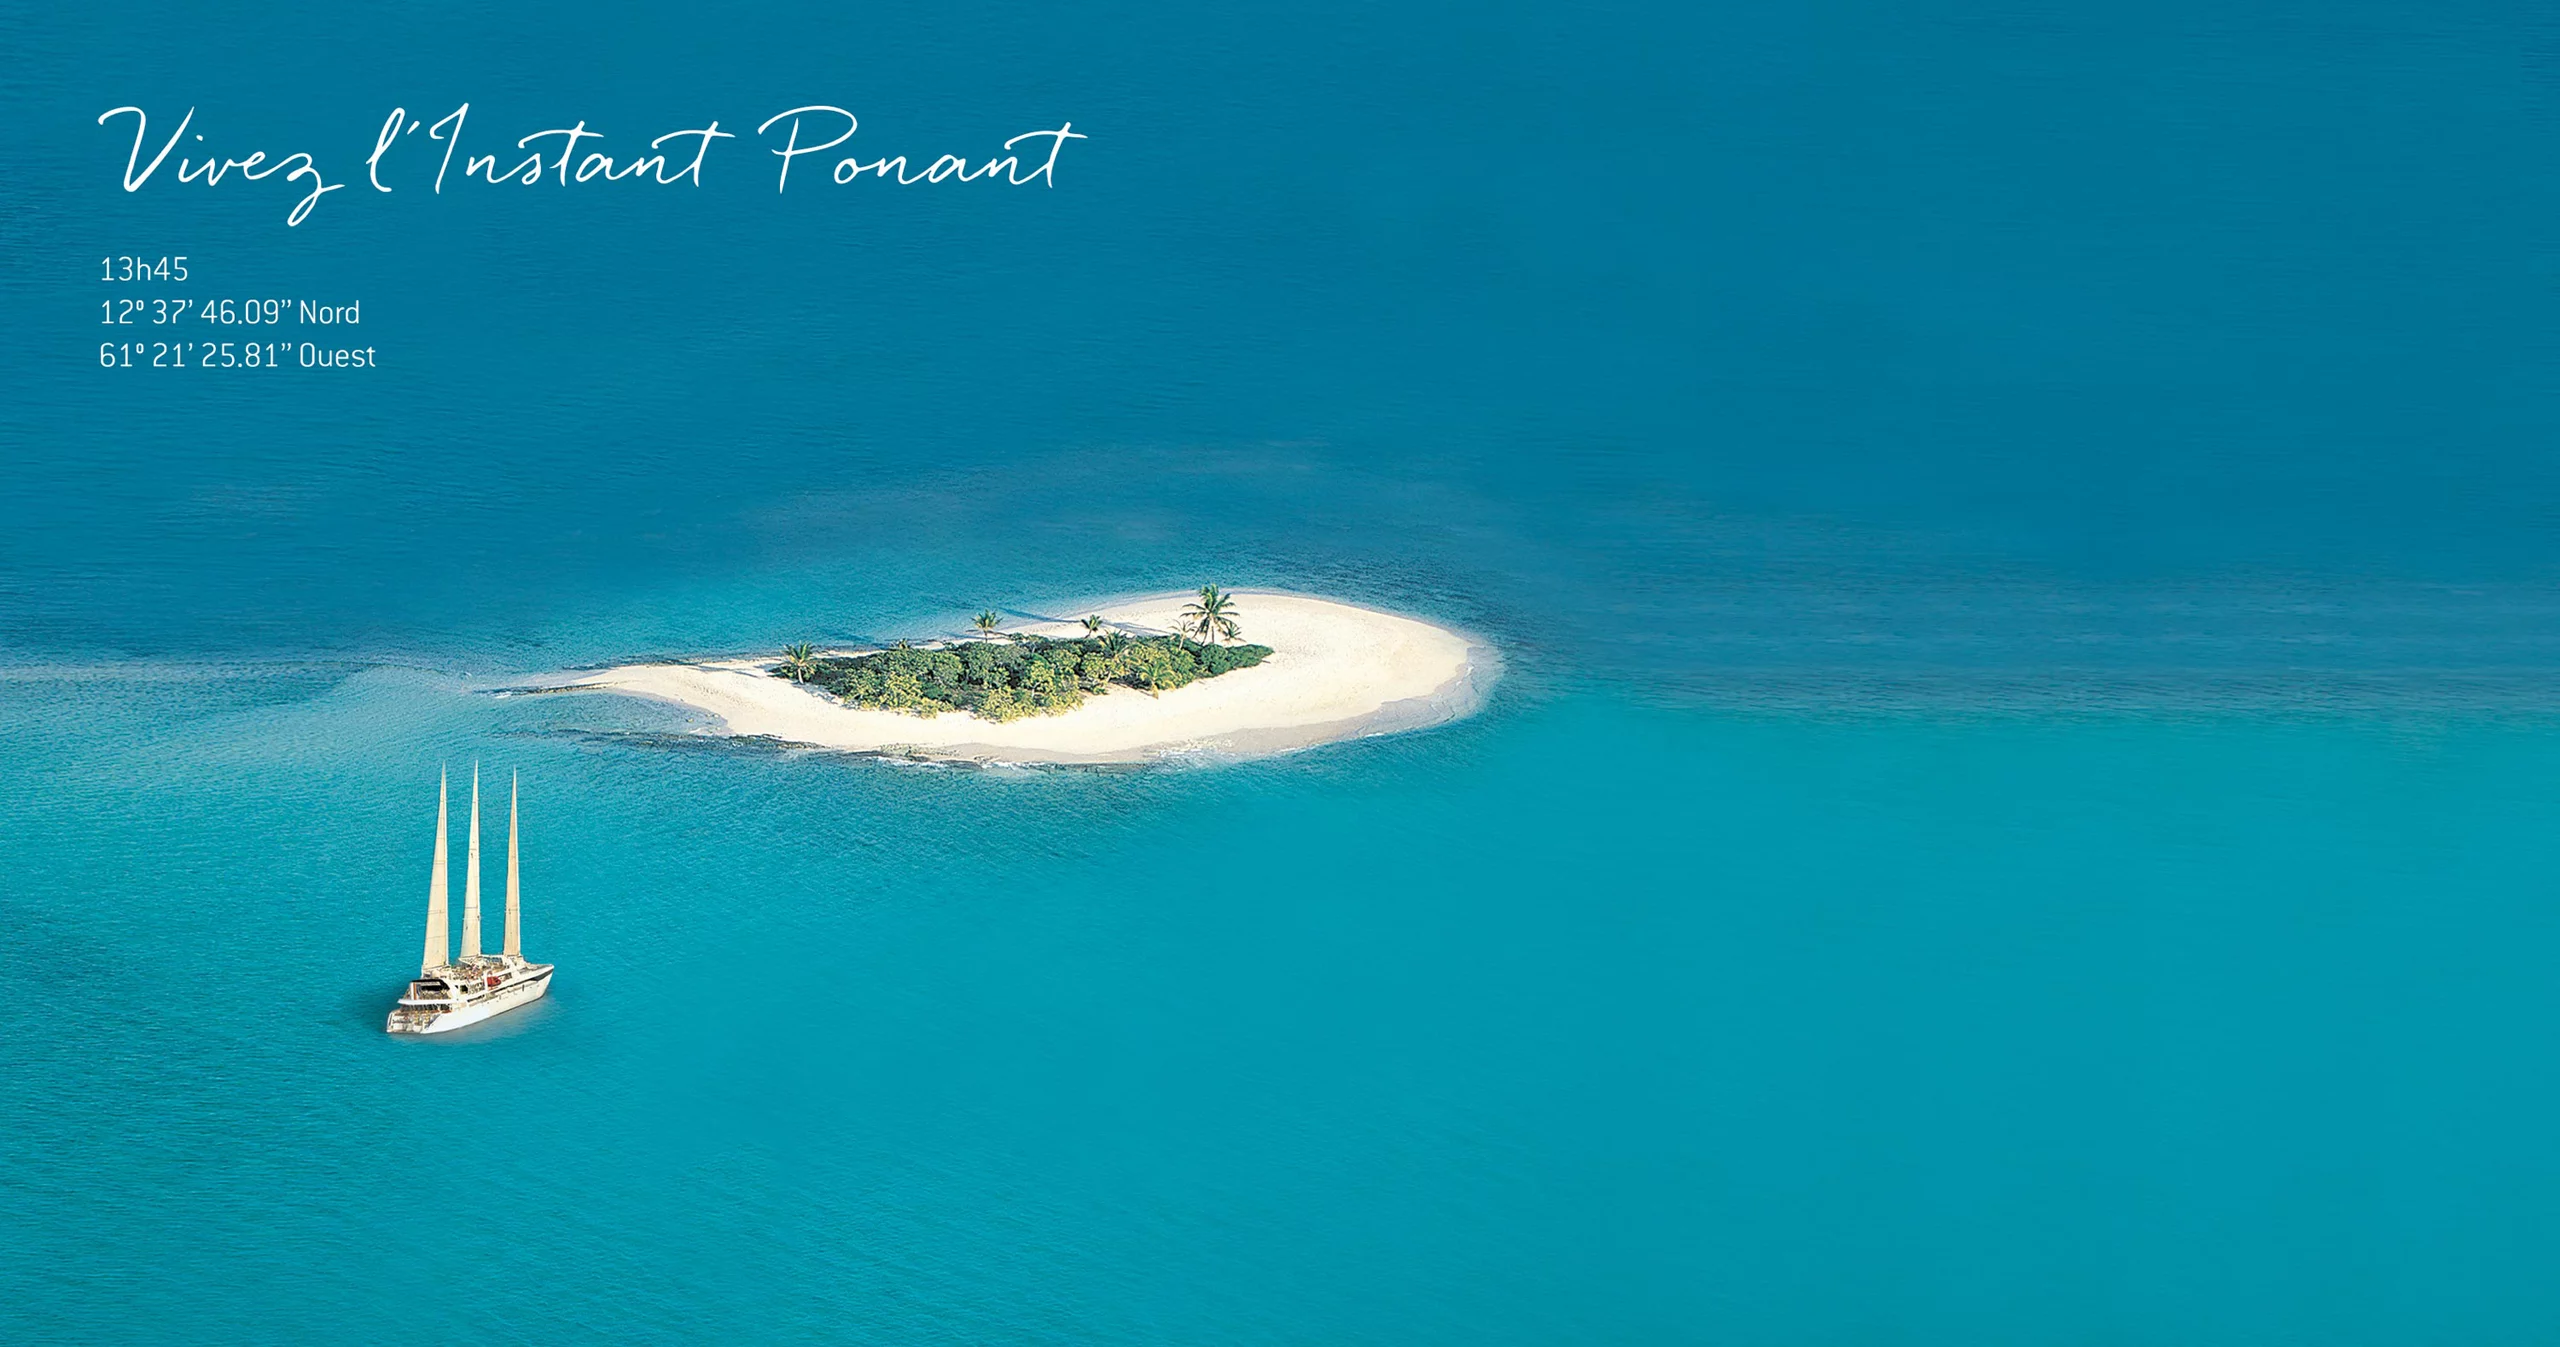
[{"x1": 9, "y1": 671, "x2": 2560, "y2": 1342}]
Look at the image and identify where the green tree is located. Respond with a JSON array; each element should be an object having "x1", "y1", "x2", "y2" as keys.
[
  {"x1": 973, "y1": 610, "x2": 1002, "y2": 638},
  {"x1": 960, "y1": 642, "x2": 1006, "y2": 687},
  {"x1": 1081, "y1": 614, "x2": 1106, "y2": 637},
  {"x1": 880, "y1": 670, "x2": 924, "y2": 708},
  {"x1": 1123, "y1": 642, "x2": 1180, "y2": 696},
  {"x1": 777, "y1": 643, "x2": 818, "y2": 682},
  {"x1": 925, "y1": 651, "x2": 966, "y2": 699},
  {"x1": 1180, "y1": 586, "x2": 1241, "y2": 645}
]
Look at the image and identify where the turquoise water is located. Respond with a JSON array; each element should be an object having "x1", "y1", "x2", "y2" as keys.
[
  {"x1": 12, "y1": 681, "x2": 2560, "y2": 1342},
  {"x1": 9, "y1": 0, "x2": 2560, "y2": 1341}
]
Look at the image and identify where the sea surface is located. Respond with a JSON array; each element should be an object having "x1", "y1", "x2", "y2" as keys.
[{"x1": 5, "y1": 2, "x2": 2560, "y2": 1343}]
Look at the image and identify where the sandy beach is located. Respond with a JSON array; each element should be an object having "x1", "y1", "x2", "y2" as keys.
[{"x1": 548, "y1": 591, "x2": 1494, "y2": 763}]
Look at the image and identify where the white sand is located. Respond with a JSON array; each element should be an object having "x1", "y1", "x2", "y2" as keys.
[{"x1": 548, "y1": 591, "x2": 1494, "y2": 764}]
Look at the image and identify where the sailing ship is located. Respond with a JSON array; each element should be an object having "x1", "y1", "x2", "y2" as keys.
[{"x1": 386, "y1": 765, "x2": 555, "y2": 1035}]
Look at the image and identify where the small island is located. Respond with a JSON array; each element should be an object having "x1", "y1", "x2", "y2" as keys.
[{"x1": 553, "y1": 588, "x2": 1493, "y2": 764}]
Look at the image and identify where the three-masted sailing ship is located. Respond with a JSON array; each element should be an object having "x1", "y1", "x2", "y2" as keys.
[{"x1": 387, "y1": 765, "x2": 555, "y2": 1035}]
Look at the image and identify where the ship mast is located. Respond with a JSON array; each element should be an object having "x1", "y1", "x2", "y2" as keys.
[
  {"x1": 461, "y1": 763, "x2": 483, "y2": 960},
  {"x1": 504, "y1": 771, "x2": 522, "y2": 959},
  {"x1": 422, "y1": 767, "x2": 450, "y2": 974}
]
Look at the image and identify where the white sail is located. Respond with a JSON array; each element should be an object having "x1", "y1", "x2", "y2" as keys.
[
  {"x1": 422, "y1": 767, "x2": 450, "y2": 974},
  {"x1": 461, "y1": 763, "x2": 483, "y2": 959},
  {"x1": 504, "y1": 771, "x2": 522, "y2": 959}
]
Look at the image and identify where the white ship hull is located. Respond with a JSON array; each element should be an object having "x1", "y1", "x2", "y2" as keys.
[{"x1": 387, "y1": 963, "x2": 554, "y2": 1035}]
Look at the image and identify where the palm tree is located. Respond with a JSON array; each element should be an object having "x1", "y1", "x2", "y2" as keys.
[
  {"x1": 1081, "y1": 614, "x2": 1106, "y2": 638},
  {"x1": 973, "y1": 611, "x2": 1001, "y2": 639},
  {"x1": 1179, "y1": 585, "x2": 1241, "y2": 645},
  {"x1": 777, "y1": 643, "x2": 818, "y2": 682}
]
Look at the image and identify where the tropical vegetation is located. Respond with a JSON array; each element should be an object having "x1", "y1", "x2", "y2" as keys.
[
  {"x1": 780, "y1": 630, "x2": 1271, "y2": 721},
  {"x1": 773, "y1": 592, "x2": 1264, "y2": 722},
  {"x1": 1179, "y1": 585, "x2": 1241, "y2": 645}
]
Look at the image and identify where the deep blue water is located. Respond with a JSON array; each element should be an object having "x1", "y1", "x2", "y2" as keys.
[{"x1": 6, "y1": 2, "x2": 2560, "y2": 1342}]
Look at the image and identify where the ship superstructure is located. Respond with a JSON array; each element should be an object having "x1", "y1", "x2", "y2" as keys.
[{"x1": 387, "y1": 766, "x2": 555, "y2": 1035}]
